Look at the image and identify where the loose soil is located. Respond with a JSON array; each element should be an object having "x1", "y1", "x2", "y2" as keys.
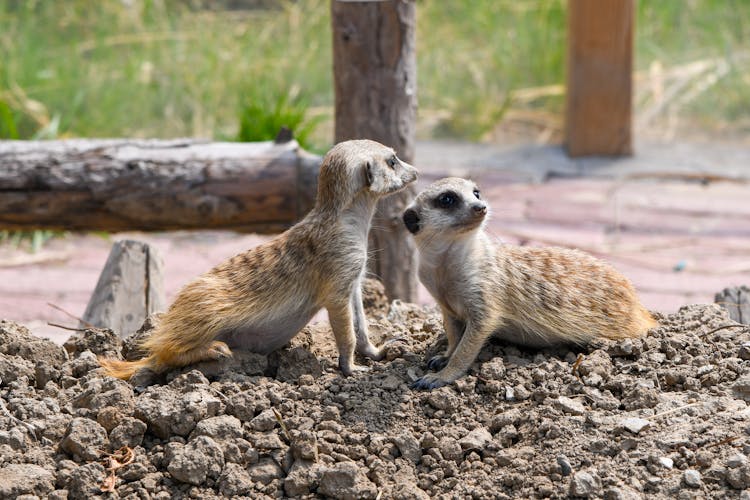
[{"x1": 1, "y1": 281, "x2": 749, "y2": 499}]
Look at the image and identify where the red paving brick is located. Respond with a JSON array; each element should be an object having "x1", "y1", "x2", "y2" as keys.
[{"x1": 2, "y1": 141, "x2": 749, "y2": 342}]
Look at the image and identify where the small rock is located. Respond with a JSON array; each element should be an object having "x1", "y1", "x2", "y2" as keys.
[
  {"x1": 682, "y1": 469, "x2": 702, "y2": 488},
  {"x1": 167, "y1": 436, "x2": 224, "y2": 485},
  {"x1": 318, "y1": 461, "x2": 377, "y2": 500},
  {"x1": 569, "y1": 470, "x2": 602, "y2": 497},
  {"x1": 60, "y1": 417, "x2": 109, "y2": 461},
  {"x1": 479, "y1": 358, "x2": 505, "y2": 380},
  {"x1": 66, "y1": 463, "x2": 105, "y2": 499},
  {"x1": 109, "y1": 417, "x2": 147, "y2": 449},
  {"x1": 739, "y1": 342, "x2": 750, "y2": 360},
  {"x1": 250, "y1": 408, "x2": 278, "y2": 432},
  {"x1": 291, "y1": 430, "x2": 319, "y2": 461},
  {"x1": 0, "y1": 464, "x2": 54, "y2": 497},
  {"x1": 394, "y1": 432, "x2": 421, "y2": 463},
  {"x1": 727, "y1": 453, "x2": 748, "y2": 468},
  {"x1": 621, "y1": 417, "x2": 651, "y2": 435},
  {"x1": 733, "y1": 376, "x2": 750, "y2": 402},
  {"x1": 657, "y1": 457, "x2": 674, "y2": 470},
  {"x1": 277, "y1": 346, "x2": 322, "y2": 381},
  {"x1": 190, "y1": 414, "x2": 243, "y2": 442},
  {"x1": 427, "y1": 387, "x2": 459, "y2": 412},
  {"x1": 284, "y1": 460, "x2": 321, "y2": 497},
  {"x1": 438, "y1": 437, "x2": 463, "y2": 462},
  {"x1": 557, "y1": 455, "x2": 572, "y2": 476},
  {"x1": 248, "y1": 458, "x2": 284, "y2": 485},
  {"x1": 556, "y1": 396, "x2": 586, "y2": 415},
  {"x1": 217, "y1": 462, "x2": 253, "y2": 496},
  {"x1": 458, "y1": 427, "x2": 492, "y2": 452}
]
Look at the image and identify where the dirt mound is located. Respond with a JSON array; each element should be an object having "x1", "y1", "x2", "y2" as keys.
[{"x1": 1, "y1": 303, "x2": 749, "y2": 499}]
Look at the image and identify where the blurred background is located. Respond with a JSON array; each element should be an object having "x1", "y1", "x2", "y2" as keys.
[
  {"x1": 2, "y1": 0, "x2": 748, "y2": 145},
  {"x1": 1, "y1": 0, "x2": 749, "y2": 341}
]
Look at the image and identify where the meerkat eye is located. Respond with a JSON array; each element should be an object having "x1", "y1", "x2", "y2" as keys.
[
  {"x1": 436, "y1": 192, "x2": 457, "y2": 208},
  {"x1": 473, "y1": 189, "x2": 481, "y2": 199},
  {"x1": 386, "y1": 156, "x2": 398, "y2": 169}
]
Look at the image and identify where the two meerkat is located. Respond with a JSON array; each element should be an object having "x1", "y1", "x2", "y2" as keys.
[
  {"x1": 100, "y1": 139, "x2": 417, "y2": 379},
  {"x1": 404, "y1": 177, "x2": 657, "y2": 390}
]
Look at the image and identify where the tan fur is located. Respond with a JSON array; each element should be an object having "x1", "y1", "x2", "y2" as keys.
[
  {"x1": 100, "y1": 140, "x2": 418, "y2": 379},
  {"x1": 403, "y1": 177, "x2": 657, "y2": 389}
]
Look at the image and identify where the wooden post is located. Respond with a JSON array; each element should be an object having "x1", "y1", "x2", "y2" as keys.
[
  {"x1": 331, "y1": 0, "x2": 418, "y2": 302},
  {"x1": 81, "y1": 240, "x2": 166, "y2": 338},
  {"x1": 715, "y1": 286, "x2": 750, "y2": 325},
  {"x1": 565, "y1": 0, "x2": 633, "y2": 157}
]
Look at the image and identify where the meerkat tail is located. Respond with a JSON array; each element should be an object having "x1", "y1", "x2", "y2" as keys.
[
  {"x1": 98, "y1": 356, "x2": 153, "y2": 380},
  {"x1": 635, "y1": 306, "x2": 659, "y2": 332}
]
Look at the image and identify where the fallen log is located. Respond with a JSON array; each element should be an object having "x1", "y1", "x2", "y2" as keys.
[{"x1": 0, "y1": 138, "x2": 321, "y2": 233}]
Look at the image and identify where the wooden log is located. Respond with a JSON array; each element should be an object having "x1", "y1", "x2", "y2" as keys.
[
  {"x1": 81, "y1": 240, "x2": 166, "y2": 338},
  {"x1": 331, "y1": 0, "x2": 418, "y2": 302},
  {"x1": 715, "y1": 286, "x2": 750, "y2": 325},
  {"x1": 565, "y1": 0, "x2": 634, "y2": 157},
  {"x1": 0, "y1": 138, "x2": 321, "y2": 233}
]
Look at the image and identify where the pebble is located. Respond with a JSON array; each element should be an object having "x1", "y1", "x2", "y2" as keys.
[
  {"x1": 458, "y1": 427, "x2": 492, "y2": 452},
  {"x1": 727, "y1": 453, "x2": 748, "y2": 468},
  {"x1": 739, "y1": 342, "x2": 750, "y2": 360},
  {"x1": 620, "y1": 417, "x2": 651, "y2": 435},
  {"x1": 556, "y1": 454, "x2": 572, "y2": 476},
  {"x1": 556, "y1": 396, "x2": 586, "y2": 415},
  {"x1": 657, "y1": 457, "x2": 674, "y2": 470},
  {"x1": 683, "y1": 469, "x2": 702, "y2": 488},
  {"x1": 569, "y1": 471, "x2": 601, "y2": 497}
]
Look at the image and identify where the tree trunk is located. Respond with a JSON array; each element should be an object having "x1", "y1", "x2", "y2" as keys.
[
  {"x1": 331, "y1": 0, "x2": 418, "y2": 302},
  {"x1": 565, "y1": 0, "x2": 633, "y2": 157},
  {"x1": 0, "y1": 138, "x2": 321, "y2": 233}
]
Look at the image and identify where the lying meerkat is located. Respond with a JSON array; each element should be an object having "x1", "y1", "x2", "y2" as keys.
[
  {"x1": 403, "y1": 177, "x2": 657, "y2": 389},
  {"x1": 100, "y1": 139, "x2": 418, "y2": 379}
]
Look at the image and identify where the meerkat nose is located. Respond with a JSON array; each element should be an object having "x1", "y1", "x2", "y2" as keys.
[{"x1": 471, "y1": 203, "x2": 487, "y2": 215}]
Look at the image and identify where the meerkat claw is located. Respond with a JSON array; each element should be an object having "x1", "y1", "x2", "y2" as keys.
[
  {"x1": 427, "y1": 355, "x2": 449, "y2": 371},
  {"x1": 208, "y1": 341, "x2": 233, "y2": 359},
  {"x1": 410, "y1": 374, "x2": 448, "y2": 390}
]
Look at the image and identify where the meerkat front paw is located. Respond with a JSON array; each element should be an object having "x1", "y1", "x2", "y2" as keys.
[
  {"x1": 207, "y1": 341, "x2": 233, "y2": 360},
  {"x1": 410, "y1": 373, "x2": 449, "y2": 390},
  {"x1": 340, "y1": 362, "x2": 369, "y2": 377},
  {"x1": 427, "y1": 355, "x2": 449, "y2": 371}
]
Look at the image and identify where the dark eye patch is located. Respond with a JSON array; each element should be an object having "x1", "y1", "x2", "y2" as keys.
[
  {"x1": 433, "y1": 190, "x2": 460, "y2": 209},
  {"x1": 473, "y1": 189, "x2": 481, "y2": 199},
  {"x1": 387, "y1": 155, "x2": 398, "y2": 169}
]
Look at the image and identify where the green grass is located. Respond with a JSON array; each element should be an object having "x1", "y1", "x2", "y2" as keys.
[{"x1": 1, "y1": 0, "x2": 748, "y2": 143}]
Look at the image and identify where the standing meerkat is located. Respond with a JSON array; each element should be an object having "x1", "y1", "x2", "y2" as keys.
[
  {"x1": 403, "y1": 177, "x2": 657, "y2": 390},
  {"x1": 100, "y1": 139, "x2": 418, "y2": 379}
]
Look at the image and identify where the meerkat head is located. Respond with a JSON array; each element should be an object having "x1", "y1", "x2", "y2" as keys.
[
  {"x1": 316, "y1": 139, "x2": 418, "y2": 211},
  {"x1": 403, "y1": 177, "x2": 488, "y2": 241}
]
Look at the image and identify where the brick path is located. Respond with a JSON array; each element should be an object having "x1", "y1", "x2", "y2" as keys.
[{"x1": 2, "y1": 139, "x2": 748, "y2": 343}]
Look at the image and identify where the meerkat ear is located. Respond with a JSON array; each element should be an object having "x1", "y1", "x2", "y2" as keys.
[
  {"x1": 403, "y1": 208, "x2": 420, "y2": 234},
  {"x1": 364, "y1": 162, "x2": 374, "y2": 187}
]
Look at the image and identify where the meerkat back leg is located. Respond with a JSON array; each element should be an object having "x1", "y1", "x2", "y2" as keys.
[
  {"x1": 153, "y1": 340, "x2": 232, "y2": 371},
  {"x1": 427, "y1": 308, "x2": 465, "y2": 371},
  {"x1": 413, "y1": 319, "x2": 497, "y2": 390},
  {"x1": 326, "y1": 301, "x2": 363, "y2": 376}
]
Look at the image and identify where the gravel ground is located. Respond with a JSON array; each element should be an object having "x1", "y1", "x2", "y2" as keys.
[{"x1": 1, "y1": 281, "x2": 750, "y2": 499}]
